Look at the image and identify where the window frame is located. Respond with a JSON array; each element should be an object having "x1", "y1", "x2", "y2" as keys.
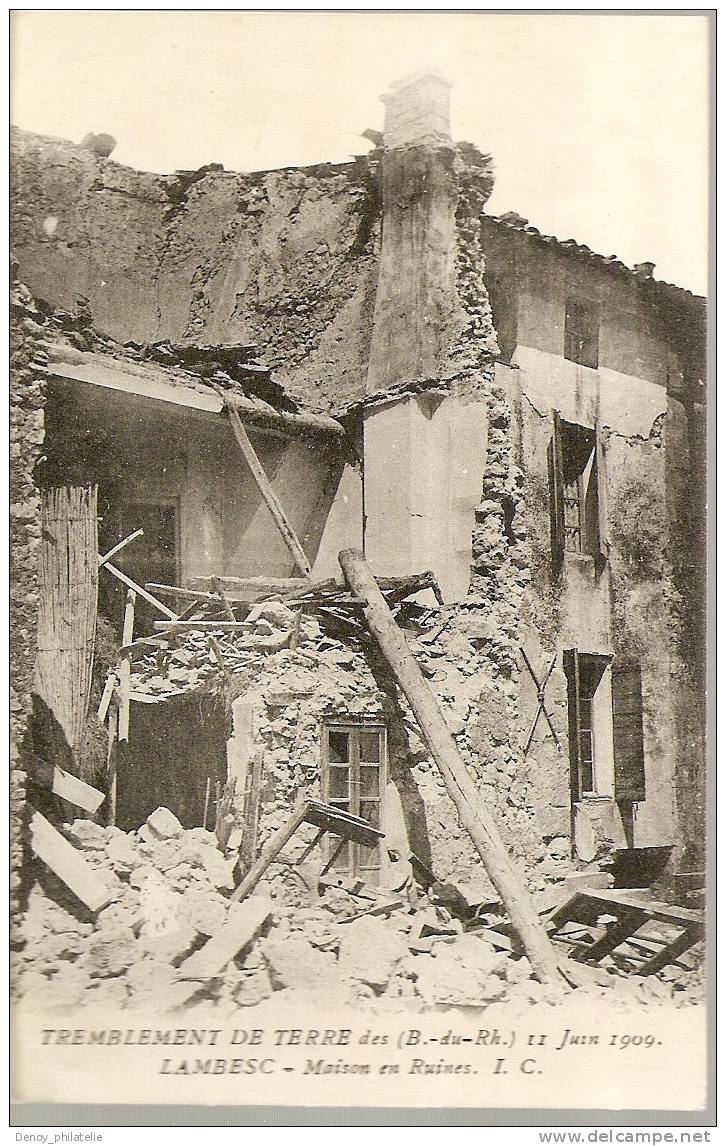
[
  {"x1": 548, "y1": 411, "x2": 609, "y2": 572},
  {"x1": 321, "y1": 720, "x2": 387, "y2": 879}
]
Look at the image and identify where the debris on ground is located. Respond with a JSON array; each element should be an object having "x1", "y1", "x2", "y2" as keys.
[{"x1": 11, "y1": 806, "x2": 705, "y2": 1016}]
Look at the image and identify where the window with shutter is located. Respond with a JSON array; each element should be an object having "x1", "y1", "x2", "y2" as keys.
[
  {"x1": 563, "y1": 649, "x2": 610, "y2": 801},
  {"x1": 321, "y1": 722, "x2": 387, "y2": 878},
  {"x1": 611, "y1": 662, "x2": 646, "y2": 803},
  {"x1": 548, "y1": 414, "x2": 608, "y2": 569}
]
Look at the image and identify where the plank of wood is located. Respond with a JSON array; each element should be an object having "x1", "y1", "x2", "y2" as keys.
[
  {"x1": 25, "y1": 753, "x2": 105, "y2": 814},
  {"x1": 230, "y1": 799, "x2": 309, "y2": 903},
  {"x1": 224, "y1": 401, "x2": 312, "y2": 577},
  {"x1": 97, "y1": 672, "x2": 117, "y2": 723},
  {"x1": 637, "y1": 926, "x2": 704, "y2": 976},
  {"x1": 102, "y1": 561, "x2": 178, "y2": 620},
  {"x1": 576, "y1": 908, "x2": 648, "y2": 963},
  {"x1": 178, "y1": 896, "x2": 273, "y2": 979},
  {"x1": 98, "y1": 529, "x2": 144, "y2": 568},
  {"x1": 30, "y1": 810, "x2": 113, "y2": 912},
  {"x1": 577, "y1": 888, "x2": 704, "y2": 926},
  {"x1": 338, "y1": 547, "x2": 562, "y2": 988},
  {"x1": 153, "y1": 620, "x2": 250, "y2": 633}
]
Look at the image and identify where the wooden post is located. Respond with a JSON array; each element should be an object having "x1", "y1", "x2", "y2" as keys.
[
  {"x1": 338, "y1": 548, "x2": 563, "y2": 986},
  {"x1": 109, "y1": 589, "x2": 135, "y2": 825},
  {"x1": 223, "y1": 401, "x2": 313, "y2": 578},
  {"x1": 230, "y1": 797, "x2": 308, "y2": 903}
]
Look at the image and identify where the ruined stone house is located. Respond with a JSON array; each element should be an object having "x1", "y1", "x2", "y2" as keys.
[{"x1": 10, "y1": 70, "x2": 706, "y2": 907}]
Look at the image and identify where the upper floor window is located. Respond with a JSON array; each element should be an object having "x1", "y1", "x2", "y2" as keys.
[
  {"x1": 564, "y1": 297, "x2": 599, "y2": 369},
  {"x1": 548, "y1": 411, "x2": 609, "y2": 572}
]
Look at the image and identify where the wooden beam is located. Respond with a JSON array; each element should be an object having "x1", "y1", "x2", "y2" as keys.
[
  {"x1": 29, "y1": 810, "x2": 113, "y2": 913},
  {"x1": 224, "y1": 401, "x2": 312, "y2": 577},
  {"x1": 178, "y1": 896, "x2": 273, "y2": 980},
  {"x1": 98, "y1": 529, "x2": 144, "y2": 568},
  {"x1": 154, "y1": 620, "x2": 249, "y2": 633},
  {"x1": 338, "y1": 547, "x2": 563, "y2": 988},
  {"x1": 109, "y1": 589, "x2": 135, "y2": 825},
  {"x1": 25, "y1": 753, "x2": 105, "y2": 814},
  {"x1": 230, "y1": 798, "x2": 309, "y2": 903},
  {"x1": 102, "y1": 561, "x2": 178, "y2": 620}
]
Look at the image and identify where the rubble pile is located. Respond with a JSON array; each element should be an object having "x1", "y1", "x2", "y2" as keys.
[{"x1": 12, "y1": 807, "x2": 704, "y2": 1017}]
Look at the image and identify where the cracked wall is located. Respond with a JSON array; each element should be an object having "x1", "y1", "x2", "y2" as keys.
[{"x1": 11, "y1": 128, "x2": 381, "y2": 412}]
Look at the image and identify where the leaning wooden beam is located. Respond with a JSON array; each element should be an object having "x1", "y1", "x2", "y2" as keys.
[
  {"x1": 224, "y1": 401, "x2": 313, "y2": 578},
  {"x1": 29, "y1": 809, "x2": 114, "y2": 912},
  {"x1": 98, "y1": 529, "x2": 144, "y2": 569},
  {"x1": 101, "y1": 561, "x2": 178, "y2": 620},
  {"x1": 24, "y1": 753, "x2": 105, "y2": 814},
  {"x1": 230, "y1": 797, "x2": 309, "y2": 903},
  {"x1": 338, "y1": 548, "x2": 562, "y2": 987}
]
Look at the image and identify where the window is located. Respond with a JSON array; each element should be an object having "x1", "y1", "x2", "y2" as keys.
[
  {"x1": 610, "y1": 662, "x2": 646, "y2": 803},
  {"x1": 564, "y1": 297, "x2": 599, "y2": 368},
  {"x1": 548, "y1": 411, "x2": 608, "y2": 572},
  {"x1": 564, "y1": 652, "x2": 646, "y2": 805},
  {"x1": 563, "y1": 651, "x2": 610, "y2": 800},
  {"x1": 322, "y1": 723, "x2": 386, "y2": 879},
  {"x1": 486, "y1": 274, "x2": 518, "y2": 364}
]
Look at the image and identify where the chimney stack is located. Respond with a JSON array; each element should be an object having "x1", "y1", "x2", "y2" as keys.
[{"x1": 380, "y1": 68, "x2": 453, "y2": 149}]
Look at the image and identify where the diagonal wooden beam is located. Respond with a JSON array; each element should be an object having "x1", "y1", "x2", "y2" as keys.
[{"x1": 223, "y1": 400, "x2": 312, "y2": 578}]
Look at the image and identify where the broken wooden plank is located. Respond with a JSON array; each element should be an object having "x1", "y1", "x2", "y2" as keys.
[
  {"x1": 178, "y1": 895, "x2": 273, "y2": 979},
  {"x1": 153, "y1": 620, "x2": 250, "y2": 632},
  {"x1": 238, "y1": 748, "x2": 264, "y2": 876},
  {"x1": 224, "y1": 400, "x2": 312, "y2": 577},
  {"x1": 338, "y1": 547, "x2": 562, "y2": 988},
  {"x1": 109, "y1": 590, "x2": 135, "y2": 825},
  {"x1": 97, "y1": 672, "x2": 117, "y2": 723},
  {"x1": 25, "y1": 753, "x2": 105, "y2": 814},
  {"x1": 102, "y1": 561, "x2": 178, "y2": 620},
  {"x1": 637, "y1": 926, "x2": 704, "y2": 977},
  {"x1": 30, "y1": 810, "x2": 113, "y2": 912},
  {"x1": 98, "y1": 529, "x2": 144, "y2": 568},
  {"x1": 230, "y1": 798, "x2": 309, "y2": 903},
  {"x1": 211, "y1": 576, "x2": 236, "y2": 621}
]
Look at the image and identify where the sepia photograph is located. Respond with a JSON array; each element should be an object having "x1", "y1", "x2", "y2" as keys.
[{"x1": 9, "y1": 9, "x2": 711, "y2": 1126}]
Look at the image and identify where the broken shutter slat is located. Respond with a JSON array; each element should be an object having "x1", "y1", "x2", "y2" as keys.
[
  {"x1": 548, "y1": 410, "x2": 566, "y2": 574},
  {"x1": 611, "y1": 662, "x2": 646, "y2": 803},
  {"x1": 594, "y1": 421, "x2": 609, "y2": 564},
  {"x1": 224, "y1": 401, "x2": 313, "y2": 578},
  {"x1": 30, "y1": 810, "x2": 113, "y2": 913}
]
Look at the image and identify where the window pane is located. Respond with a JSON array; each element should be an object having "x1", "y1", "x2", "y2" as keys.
[
  {"x1": 359, "y1": 765, "x2": 380, "y2": 799},
  {"x1": 328, "y1": 731, "x2": 350, "y2": 763},
  {"x1": 358, "y1": 842, "x2": 381, "y2": 872},
  {"x1": 359, "y1": 800, "x2": 380, "y2": 829},
  {"x1": 328, "y1": 766, "x2": 349, "y2": 800},
  {"x1": 358, "y1": 731, "x2": 380, "y2": 762}
]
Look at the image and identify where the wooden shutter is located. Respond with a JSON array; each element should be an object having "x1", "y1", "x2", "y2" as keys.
[
  {"x1": 593, "y1": 421, "x2": 609, "y2": 565},
  {"x1": 548, "y1": 410, "x2": 565, "y2": 573},
  {"x1": 563, "y1": 648, "x2": 583, "y2": 800},
  {"x1": 611, "y1": 662, "x2": 646, "y2": 803}
]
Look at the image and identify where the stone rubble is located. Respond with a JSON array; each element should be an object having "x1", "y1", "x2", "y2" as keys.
[{"x1": 11, "y1": 806, "x2": 704, "y2": 1017}]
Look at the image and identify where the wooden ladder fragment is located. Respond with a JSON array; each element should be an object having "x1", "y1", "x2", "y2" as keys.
[{"x1": 338, "y1": 547, "x2": 563, "y2": 987}]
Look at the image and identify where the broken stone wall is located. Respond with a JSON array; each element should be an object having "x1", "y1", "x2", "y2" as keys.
[
  {"x1": 11, "y1": 128, "x2": 381, "y2": 412},
  {"x1": 475, "y1": 230, "x2": 706, "y2": 874},
  {"x1": 10, "y1": 277, "x2": 48, "y2": 922}
]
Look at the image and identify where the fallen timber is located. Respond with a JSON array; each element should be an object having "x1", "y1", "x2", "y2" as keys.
[{"x1": 338, "y1": 547, "x2": 563, "y2": 987}]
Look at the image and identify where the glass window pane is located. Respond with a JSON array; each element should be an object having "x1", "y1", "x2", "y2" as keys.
[
  {"x1": 359, "y1": 765, "x2": 380, "y2": 799},
  {"x1": 359, "y1": 800, "x2": 380, "y2": 829},
  {"x1": 328, "y1": 766, "x2": 349, "y2": 800},
  {"x1": 358, "y1": 731, "x2": 380, "y2": 762},
  {"x1": 358, "y1": 842, "x2": 381, "y2": 872},
  {"x1": 328, "y1": 731, "x2": 350, "y2": 762}
]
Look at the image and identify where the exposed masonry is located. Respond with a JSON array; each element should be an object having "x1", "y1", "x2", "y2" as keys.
[{"x1": 9, "y1": 273, "x2": 48, "y2": 927}]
